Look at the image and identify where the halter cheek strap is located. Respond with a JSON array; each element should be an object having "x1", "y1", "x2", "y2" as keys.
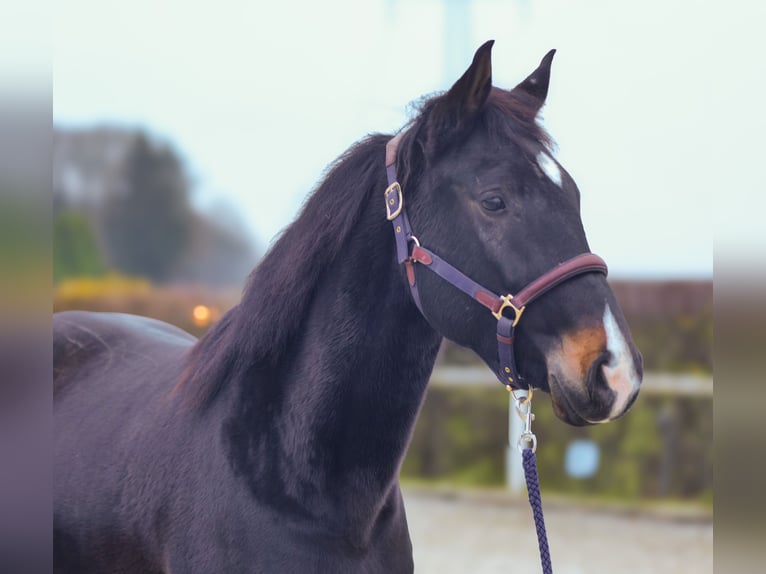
[{"x1": 385, "y1": 136, "x2": 608, "y2": 390}]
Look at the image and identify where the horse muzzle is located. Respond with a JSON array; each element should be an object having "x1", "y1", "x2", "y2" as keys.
[{"x1": 546, "y1": 305, "x2": 643, "y2": 426}]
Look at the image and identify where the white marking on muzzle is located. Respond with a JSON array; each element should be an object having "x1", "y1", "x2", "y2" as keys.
[
  {"x1": 536, "y1": 151, "x2": 562, "y2": 187},
  {"x1": 601, "y1": 305, "x2": 640, "y2": 419}
]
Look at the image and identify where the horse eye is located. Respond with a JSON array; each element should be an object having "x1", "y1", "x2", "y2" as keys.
[{"x1": 480, "y1": 196, "x2": 506, "y2": 212}]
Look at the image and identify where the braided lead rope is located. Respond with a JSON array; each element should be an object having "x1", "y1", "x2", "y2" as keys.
[
  {"x1": 522, "y1": 448, "x2": 553, "y2": 574},
  {"x1": 513, "y1": 390, "x2": 552, "y2": 574}
]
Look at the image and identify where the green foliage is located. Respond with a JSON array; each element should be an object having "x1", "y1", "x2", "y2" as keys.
[
  {"x1": 54, "y1": 126, "x2": 259, "y2": 286},
  {"x1": 402, "y1": 387, "x2": 508, "y2": 484},
  {"x1": 630, "y1": 312, "x2": 713, "y2": 374},
  {"x1": 53, "y1": 210, "x2": 106, "y2": 283},
  {"x1": 402, "y1": 387, "x2": 713, "y2": 506},
  {"x1": 101, "y1": 134, "x2": 194, "y2": 282}
]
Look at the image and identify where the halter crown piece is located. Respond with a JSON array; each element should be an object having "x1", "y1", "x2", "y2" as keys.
[{"x1": 384, "y1": 134, "x2": 609, "y2": 391}]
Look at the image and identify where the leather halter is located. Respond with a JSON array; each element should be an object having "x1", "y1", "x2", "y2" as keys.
[{"x1": 384, "y1": 135, "x2": 608, "y2": 390}]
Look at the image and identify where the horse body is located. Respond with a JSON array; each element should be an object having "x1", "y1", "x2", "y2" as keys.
[
  {"x1": 54, "y1": 42, "x2": 643, "y2": 572},
  {"x1": 54, "y1": 136, "x2": 441, "y2": 573},
  {"x1": 54, "y1": 313, "x2": 198, "y2": 572}
]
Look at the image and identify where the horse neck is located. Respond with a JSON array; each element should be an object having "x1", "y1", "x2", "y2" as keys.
[{"x1": 220, "y1": 189, "x2": 442, "y2": 543}]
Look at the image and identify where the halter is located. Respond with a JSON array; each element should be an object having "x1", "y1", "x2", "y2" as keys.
[{"x1": 384, "y1": 135, "x2": 608, "y2": 391}]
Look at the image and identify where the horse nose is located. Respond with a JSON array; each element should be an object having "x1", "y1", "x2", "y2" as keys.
[
  {"x1": 587, "y1": 346, "x2": 641, "y2": 422},
  {"x1": 586, "y1": 350, "x2": 614, "y2": 404},
  {"x1": 634, "y1": 349, "x2": 645, "y2": 380},
  {"x1": 545, "y1": 304, "x2": 642, "y2": 425}
]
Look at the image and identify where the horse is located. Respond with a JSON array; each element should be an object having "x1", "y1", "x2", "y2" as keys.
[{"x1": 53, "y1": 40, "x2": 643, "y2": 573}]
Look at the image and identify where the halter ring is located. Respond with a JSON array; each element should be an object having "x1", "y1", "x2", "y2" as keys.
[
  {"x1": 492, "y1": 294, "x2": 526, "y2": 325},
  {"x1": 512, "y1": 387, "x2": 534, "y2": 407}
]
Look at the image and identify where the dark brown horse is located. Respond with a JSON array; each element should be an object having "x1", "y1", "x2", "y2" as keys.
[{"x1": 54, "y1": 41, "x2": 642, "y2": 573}]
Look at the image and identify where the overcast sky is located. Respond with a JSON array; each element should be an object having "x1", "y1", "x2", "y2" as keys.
[{"x1": 53, "y1": 0, "x2": 764, "y2": 279}]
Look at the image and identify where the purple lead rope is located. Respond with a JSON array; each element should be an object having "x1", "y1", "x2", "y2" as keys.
[
  {"x1": 522, "y1": 448, "x2": 553, "y2": 574},
  {"x1": 514, "y1": 390, "x2": 553, "y2": 574}
]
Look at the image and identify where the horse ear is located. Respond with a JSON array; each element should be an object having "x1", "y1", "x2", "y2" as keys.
[
  {"x1": 427, "y1": 40, "x2": 494, "y2": 145},
  {"x1": 445, "y1": 39, "x2": 494, "y2": 116},
  {"x1": 509, "y1": 49, "x2": 556, "y2": 118}
]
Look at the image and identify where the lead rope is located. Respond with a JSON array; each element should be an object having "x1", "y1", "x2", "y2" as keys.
[{"x1": 513, "y1": 391, "x2": 553, "y2": 574}]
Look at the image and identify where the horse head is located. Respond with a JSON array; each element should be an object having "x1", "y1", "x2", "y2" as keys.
[{"x1": 396, "y1": 41, "x2": 642, "y2": 426}]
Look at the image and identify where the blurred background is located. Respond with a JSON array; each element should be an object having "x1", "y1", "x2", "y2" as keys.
[{"x1": 47, "y1": 0, "x2": 729, "y2": 572}]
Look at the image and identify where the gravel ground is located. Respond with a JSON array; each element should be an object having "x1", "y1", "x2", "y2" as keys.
[{"x1": 403, "y1": 487, "x2": 713, "y2": 574}]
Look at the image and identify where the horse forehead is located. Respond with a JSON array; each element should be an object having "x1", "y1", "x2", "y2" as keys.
[
  {"x1": 439, "y1": 137, "x2": 561, "y2": 190},
  {"x1": 456, "y1": 146, "x2": 533, "y2": 182},
  {"x1": 536, "y1": 151, "x2": 562, "y2": 188}
]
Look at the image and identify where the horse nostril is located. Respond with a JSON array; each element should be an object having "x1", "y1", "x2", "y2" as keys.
[{"x1": 586, "y1": 350, "x2": 612, "y2": 393}]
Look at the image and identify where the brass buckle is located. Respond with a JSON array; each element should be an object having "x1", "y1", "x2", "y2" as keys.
[
  {"x1": 385, "y1": 182, "x2": 403, "y2": 221},
  {"x1": 492, "y1": 294, "x2": 526, "y2": 326}
]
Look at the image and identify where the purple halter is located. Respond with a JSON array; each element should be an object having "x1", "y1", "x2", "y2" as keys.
[{"x1": 384, "y1": 135, "x2": 608, "y2": 390}]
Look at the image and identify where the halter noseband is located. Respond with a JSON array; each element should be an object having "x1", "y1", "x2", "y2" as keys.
[{"x1": 384, "y1": 135, "x2": 608, "y2": 391}]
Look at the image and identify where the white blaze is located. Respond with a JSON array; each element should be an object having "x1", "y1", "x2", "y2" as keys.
[
  {"x1": 536, "y1": 151, "x2": 562, "y2": 187},
  {"x1": 601, "y1": 305, "x2": 641, "y2": 418}
]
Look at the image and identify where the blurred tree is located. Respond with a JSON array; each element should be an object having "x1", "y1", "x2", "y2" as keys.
[
  {"x1": 175, "y1": 201, "x2": 259, "y2": 286},
  {"x1": 101, "y1": 134, "x2": 195, "y2": 282},
  {"x1": 53, "y1": 210, "x2": 106, "y2": 283},
  {"x1": 54, "y1": 126, "x2": 260, "y2": 286}
]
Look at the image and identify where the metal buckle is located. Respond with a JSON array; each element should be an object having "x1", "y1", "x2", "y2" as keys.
[
  {"x1": 512, "y1": 389, "x2": 537, "y2": 453},
  {"x1": 385, "y1": 182, "x2": 403, "y2": 221},
  {"x1": 512, "y1": 387, "x2": 534, "y2": 407},
  {"x1": 492, "y1": 294, "x2": 526, "y2": 326}
]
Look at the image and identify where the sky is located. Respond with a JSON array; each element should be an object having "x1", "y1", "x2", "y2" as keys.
[{"x1": 53, "y1": 0, "x2": 765, "y2": 279}]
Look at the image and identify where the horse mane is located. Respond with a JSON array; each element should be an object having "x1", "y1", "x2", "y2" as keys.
[
  {"x1": 177, "y1": 87, "x2": 551, "y2": 409},
  {"x1": 178, "y1": 134, "x2": 390, "y2": 407}
]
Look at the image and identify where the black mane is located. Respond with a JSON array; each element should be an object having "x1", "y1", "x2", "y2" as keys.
[
  {"x1": 178, "y1": 88, "x2": 550, "y2": 408},
  {"x1": 178, "y1": 134, "x2": 390, "y2": 407}
]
